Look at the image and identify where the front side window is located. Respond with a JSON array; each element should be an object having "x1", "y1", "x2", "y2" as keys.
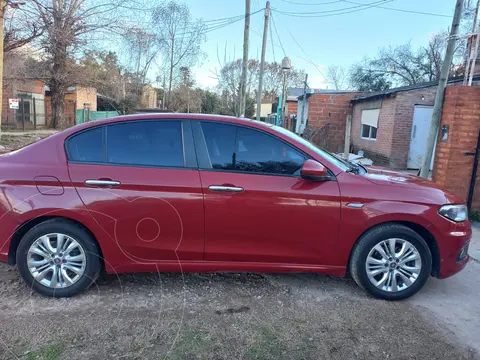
[
  {"x1": 201, "y1": 122, "x2": 236, "y2": 170},
  {"x1": 201, "y1": 122, "x2": 305, "y2": 175},
  {"x1": 107, "y1": 121, "x2": 184, "y2": 167},
  {"x1": 235, "y1": 127, "x2": 305, "y2": 174},
  {"x1": 67, "y1": 126, "x2": 104, "y2": 163}
]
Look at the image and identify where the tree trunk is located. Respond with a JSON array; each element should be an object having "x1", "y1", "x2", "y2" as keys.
[
  {"x1": 167, "y1": 37, "x2": 174, "y2": 109},
  {"x1": 50, "y1": 45, "x2": 68, "y2": 129},
  {"x1": 50, "y1": 85, "x2": 66, "y2": 129}
]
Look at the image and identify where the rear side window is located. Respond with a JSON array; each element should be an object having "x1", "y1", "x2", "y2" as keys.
[
  {"x1": 200, "y1": 122, "x2": 305, "y2": 175},
  {"x1": 106, "y1": 121, "x2": 184, "y2": 167},
  {"x1": 67, "y1": 127, "x2": 104, "y2": 163}
]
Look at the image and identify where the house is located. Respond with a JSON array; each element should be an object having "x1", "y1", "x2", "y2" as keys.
[
  {"x1": 1, "y1": 78, "x2": 99, "y2": 129},
  {"x1": 139, "y1": 84, "x2": 158, "y2": 109},
  {"x1": 254, "y1": 102, "x2": 273, "y2": 118},
  {"x1": 45, "y1": 86, "x2": 97, "y2": 127},
  {"x1": 350, "y1": 77, "x2": 480, "y2": 169},
  {"x1": 295, "y1": 89, "x2": 360, "y2": 152},
  {"x1": 1, "y1": 78, "x2": 46, "y2": 129}
]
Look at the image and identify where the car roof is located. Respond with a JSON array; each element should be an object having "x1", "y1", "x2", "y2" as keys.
[
  {"x1": 60, "y1": 113, "x2": 275, "y2": 138},
  {"x1": 77, "y1": 113, "x2": 269, "y2": 128},
  {"x1": 10, "y1": 112, "x2": 344, "y2": 175}
]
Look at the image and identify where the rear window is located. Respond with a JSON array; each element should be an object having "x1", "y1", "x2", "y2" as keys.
[{"x1": 67, "y1": 127, "x2": 104, "y2": 163}]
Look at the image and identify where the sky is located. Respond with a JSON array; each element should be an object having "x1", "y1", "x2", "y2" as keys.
[{"x1": 181, "y1": 0, "x2": 459, "y2": 90}]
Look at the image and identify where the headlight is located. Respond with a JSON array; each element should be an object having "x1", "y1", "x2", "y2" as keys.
[{"x1": 438, "y1": 204, "x2": 468, "y2": 222}]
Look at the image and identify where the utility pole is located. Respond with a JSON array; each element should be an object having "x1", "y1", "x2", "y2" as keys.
[
  {"x1": 256, "y1": 1, "x2": 270, "y2": 121},
  {"x1": 162, "y1": 75, "x2": 166, "y2": 110},
  {"x1": 0, "y1": 0, "x2": 8, "y2": 135},
  {"x1": 122, "y1": 76, "x2": 126, "y2": 114},
  {"x1": 464, "y1": 0, "x2": 480, "y2": 85},
  {"x1": 420, "y1": 0, "x2": 464, "y2": 178},
  {"x1": 298, "y1": 74, "x2": 308, "y2": 134},
  {"x1": 239, "y1": 0, "x2": 251, "y2": 117},
  {"x1": 280, "y1": 56, "x2": 291, "y2": 128}
]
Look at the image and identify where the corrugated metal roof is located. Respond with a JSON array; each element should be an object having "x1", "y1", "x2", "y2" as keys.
[{"x1": 351, "y1": 75, "x2": 480, "y2": 103}]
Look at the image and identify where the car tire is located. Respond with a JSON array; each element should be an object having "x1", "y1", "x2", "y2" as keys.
[
  {"x1": 16, "y1": 219, "x2": 101, "y2": 297},
  {"x1": 349, "y1": 223, "x2": 432, "y2": 301}
]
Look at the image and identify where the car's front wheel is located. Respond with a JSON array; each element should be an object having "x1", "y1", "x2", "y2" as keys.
[
  {"x1": 16, "y1": 219, "x2": 101, "y2": 297},
  {"x1": 349, "y1": 223, "x2": 432, "y2": 301}
]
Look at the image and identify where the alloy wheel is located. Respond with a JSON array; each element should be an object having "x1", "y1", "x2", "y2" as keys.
[
  {"x1": 365, "y1": 238, "x2": 422, "y2": 292},
  {"x1": 27, "y1": 233, "x2": 87, "y2": 289}
]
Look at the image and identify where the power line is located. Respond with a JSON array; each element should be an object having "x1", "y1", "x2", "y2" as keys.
[
  {"x1": 275, "y1": 0, "x2": 451, "y2": 18},
  {"x1": 343, "y1": 0, "x2": 452, "y2": 18},
  {"x1": 273, "y1": 0, "x2": 393, "y2": 17},
  {"x1": 279, "y1": 0, "x2": 342, "y2": 5},
  {"x1": 269, "y1": 14, "x2": 276, "y2": 62},
  {"x1": 274, "y1": 0, "x2": 390, "y2": 15},
  {"x1": 175, "y1": 9, "x2": 264, "y2": 37},
  {"x1": 202, "y1": 14, "x2": 246, "y2": 24},
  {"x1": 274, "y1": 10, "x2": 325, "y2": 77},
  {"x1": 271, "y1": 11, "x2": 286, "y2": 56}
]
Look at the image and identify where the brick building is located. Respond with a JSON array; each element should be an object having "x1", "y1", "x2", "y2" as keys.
[
  {"x1": 1, "y1": 78, "x2": 99, "y2": 129},
  {"x1": 296, "y1": 91, "x2": 360, "y2": 153},
  {"x1": 2, "y1": 79, "x2": 46, "y2": 129},
  {"x1": 351, "y1": 84, "x2": 437, "y2": 168},
  {"x1": 432, "y1": 86, "x2": 480, "y2": 210},
  {"x1": 45, "y1": 86, "x2": 97, "y2": 127},
  {"x1": 350, "y1": 77, "x2": 480, "y2": 169}
]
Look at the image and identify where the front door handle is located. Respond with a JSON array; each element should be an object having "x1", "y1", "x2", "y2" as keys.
[
  {"x1": 85, "y1": 179, "x2": 121, "y2": 187},
  {"x1": 208, "y1": 185, "x2": 244, "y2": 193}
]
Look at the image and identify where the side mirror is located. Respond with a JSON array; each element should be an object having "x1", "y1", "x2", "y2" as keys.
[{"x1": 300, "y1": 159, "x2": 329, "y2": 181}]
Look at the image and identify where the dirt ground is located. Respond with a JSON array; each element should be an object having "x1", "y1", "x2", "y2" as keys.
[
  {"x1": 1, "y1": 232, "x2": 479, "y2": 360},
  {"x1": 0, "y1": 131, "x2": 56, "y2": 152}
]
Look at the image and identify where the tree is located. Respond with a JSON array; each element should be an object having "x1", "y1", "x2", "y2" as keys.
[
  {"x1": 371, "y1": 43, "x2": 425, "y2": 85},
  {"x1": 326, "y1": 65, "x2": 348, "y2": 90},
  {"x1": 4, "y1": 6, "x2": 44, "y2": 53},
  {"x1": 169, "y1": 86, "x2": 201, "y2": 113},
  {"x1": 200, "y1": 90, "x2": 220, "y2": 114},
  {"x1": 348, "y1": 36, "x2": 466, "y2": 91},
  {"x1": 121, "y1": 27, "x2": 161, "y2": 86},
  {"x1": 79, "y1": 50, "x2": 125, "y2": 110},
  {"x1": 262, "y1": 61, "x2": 306, "y2": 98},
  {"x1": 349, "y1": 61, "x2": 391, "y2": 92},
  {"x1": 179, "y1": 66, "x2": 194, "y2": 87},
  {"x1": 152, "y1": 1, "x2": 206, "y2": 108},
  {"x1": 25, "y1": 0, "x2": 127, "y2": 128},
  {"x1": 217, "y1": 59, "x2": 259, "y2": 116},
  {"x1": 216, "y1": 59, "x2": 307, "y2": 116}
]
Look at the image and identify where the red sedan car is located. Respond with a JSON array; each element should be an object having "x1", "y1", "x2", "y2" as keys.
[{"x1": 0, "y1": 114, "x2": 471, "y2": 300}]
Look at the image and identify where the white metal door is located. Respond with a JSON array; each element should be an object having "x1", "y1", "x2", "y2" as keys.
[
  {"x1": 408, "y1": 105, "x2": 436, "y2": 170},
  {"x1": 295, "y1": 98, "x2": 309, "y2": 135}
]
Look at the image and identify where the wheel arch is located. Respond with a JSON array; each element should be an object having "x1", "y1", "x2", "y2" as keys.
[
  {"x1": 8, "y1": 215, "x2": 105, "y2": 269},
  {"x1": 347, "y1": 220, "x2": 440, "y2": 277}
]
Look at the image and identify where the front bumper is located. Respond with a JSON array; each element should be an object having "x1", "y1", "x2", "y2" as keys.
[{"x1": 431, "y1": 221, "x2": 471, "y2": 279}]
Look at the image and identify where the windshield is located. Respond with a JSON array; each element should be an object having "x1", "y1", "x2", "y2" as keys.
[{"x1": 272, "y1": 125, "x2": 350, "y2": 172}]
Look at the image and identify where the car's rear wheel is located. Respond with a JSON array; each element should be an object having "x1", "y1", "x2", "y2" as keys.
[
  {"x1": 349, "y1": 223, "x2": 432, "y2": 301},
  {"x1": 16, "y1": 219, "x2": 101, "y2": 297}
]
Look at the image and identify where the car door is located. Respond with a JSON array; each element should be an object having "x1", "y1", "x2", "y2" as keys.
[
  {"x1": 66, "y1": 119, "x2": 204, "y2": 262},
  {"x1": 193, "y1": 121, "x2": 341, "y2": 266}
]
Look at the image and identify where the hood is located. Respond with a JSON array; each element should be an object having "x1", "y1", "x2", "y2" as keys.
[{"x1": 362, "y1": 166, "x2": 464, "y2": 205}]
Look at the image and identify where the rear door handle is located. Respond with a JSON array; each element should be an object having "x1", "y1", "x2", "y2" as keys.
[
  {"x1": 208, "y1": 185, "x2": 244, "y2": 193},
  {"x1": 85, "y1": 179, "x2": 121, "y2": 187}
]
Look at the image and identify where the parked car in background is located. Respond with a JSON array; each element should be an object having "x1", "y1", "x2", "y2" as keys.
[{"x1": 0, "y1": 114, "x2": 471, "y2": 300}]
